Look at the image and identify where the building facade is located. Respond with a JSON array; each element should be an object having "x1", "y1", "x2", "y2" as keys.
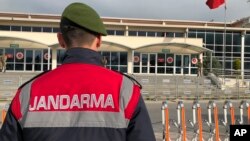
[{"x1": 0, "y1": 12, "x2": 249, "y2": 76}]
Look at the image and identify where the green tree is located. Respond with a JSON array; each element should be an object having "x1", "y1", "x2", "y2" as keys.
[
  {"x1": 233, "y1": 58, "x2": 241, "y2": 76},
  {"x1": 203, "y1": 52, "x2": 222, "y2": 76},
  {"x1": 233, "y1": 59, "x2": 241, "y2": 70}
]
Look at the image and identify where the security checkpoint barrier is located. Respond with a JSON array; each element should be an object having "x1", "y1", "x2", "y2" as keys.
[
  {"x1": 162, "y1": 100, "x2": 237, "y2": 141},
  {"x1": 188, "y1": 100, "x2": 203, "y2": 141},
  {"x1": 162, "y1": 101, "x2": 170, "y2": 141},
  {"x1": 1, "y1": 109, "x2": 7, "y2": 123},
  {"x1": 207, "y1": 101, "x2": 220, "y2": 141},
  {"x1": 220, "y1": 101, "x2": 235, "y2": 141},
  {"x1": 169, "y1": 101, "x2": 187, "y2": 141},
  {"x1": 1, "y1": 103, "x2": 9, "y2": 123},
  {"x1": 238, "y1": 100, "x2": 250, "y2": 124}
]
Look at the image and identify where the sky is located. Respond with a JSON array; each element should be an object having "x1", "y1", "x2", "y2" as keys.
[{"x1": 0, "y1": 0, "x2": 250, "y2": 22}]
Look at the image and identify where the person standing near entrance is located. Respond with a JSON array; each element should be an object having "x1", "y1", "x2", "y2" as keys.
[
  {"x1": 197, "y1": 59, "x2": 202, "y2": 77},
  {"x1": 0, "y1": 2, "x2": 156, "y2": 141},
  {"x1": 0, "y1": 54, "x2": 7, "y2": 73}
]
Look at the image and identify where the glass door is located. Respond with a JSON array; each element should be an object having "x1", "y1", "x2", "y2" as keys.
[
  {"x1": 149, "y1": 54, "x2": 156, "y2": 73},
  {"x1": 175, "y1": 55, "x2": 182, "y2": 74},
  {"x1": 140, "y1": 53, "x2": 157, "y2": 74},
  {"x1": 34, "y1": 50, "x2": 42, "y2": 71},
  {"x1": 141, "y1": 53, "x2": 148, "y2": 73},
  {"x1": 175, "y1": 54, "x2": 190, "y2": 75},
  {"x1": 183, "y1": 55, "x2": 190, "y2": 74}
]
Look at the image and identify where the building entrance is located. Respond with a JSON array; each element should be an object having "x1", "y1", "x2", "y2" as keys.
[
  {"x1": 175, "y1": 54, "x2": 190, "y2": 75},
  {"x1": 134, "y1": 52, "x2": 195, "y2": 75}
]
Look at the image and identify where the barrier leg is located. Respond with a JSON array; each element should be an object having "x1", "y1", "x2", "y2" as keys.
[
  {"x1": 248, "y1": 107, "x2": 250, "y2": 124},
  {"x1": 214, "y1": 107, "x2": 220, "y2": 141},
  {"x1": 1, "y1": 109, "x2": 7, "y2": 123},
  {"x1": 230, "y1": 107, "x2": 235, "y2": 125},
  {"x1": 197, "y1": 107, "x2": 203, "y2": 141},
  {"x1": 181, "y1": 107, "x2": 186, "y2": 141},
  {"x1": 165, "y1": 107, "x2": 169, "y2": 141}
]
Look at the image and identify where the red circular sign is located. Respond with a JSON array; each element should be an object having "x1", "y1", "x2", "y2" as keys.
[
  {"x1": 134, "y1": 56, "x2": 140, "y2": 63},
  {"x1": 44, "y1": 53, "x2": 49, "y2": 60},
  {"x1": 192, "y1": 58, "x2": 198, "y2": 64},
  {"x1": 166, "y1": 57, "x2": 173, "y2": 63},
  {"x1": 16, "y1": 52, "x2": 24, "y2": 60}
]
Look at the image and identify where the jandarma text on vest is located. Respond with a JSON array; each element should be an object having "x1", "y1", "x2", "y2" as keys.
[{"x1": 29, "y1": 94, "x2": 115, "y2": 111}]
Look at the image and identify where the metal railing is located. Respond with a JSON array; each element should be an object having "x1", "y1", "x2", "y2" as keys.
[{"x1": 131, "y1": 70, "x2": 250, "y2": 100}]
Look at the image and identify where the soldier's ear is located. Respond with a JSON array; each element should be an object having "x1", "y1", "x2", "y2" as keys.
[
  {"x1": 57, "y1": 33, "x2": 66, "y2": 48},
  {"x1": 96, "y1": 35, "x2": 101, "y2": 48}
]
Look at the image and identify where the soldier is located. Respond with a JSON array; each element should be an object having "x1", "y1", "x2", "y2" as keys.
[
  {"x1": 197, "y1": 58, "x2": 202, "y2": 77},
  {"x1": 0, "y1": 2, "x2": 156, "y2": 141},
  {"x1": 0, "y1": 54, "x2": 7, "y2": 73}
]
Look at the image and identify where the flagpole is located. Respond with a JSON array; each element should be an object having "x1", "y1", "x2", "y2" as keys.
[{"x1": 223, "y1": 0, "x2": 227, "y2": 84}]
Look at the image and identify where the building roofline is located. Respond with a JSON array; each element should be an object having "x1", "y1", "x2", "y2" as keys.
[{"x1": 0, "y1": 12, "x2": 249, "y2": 29}]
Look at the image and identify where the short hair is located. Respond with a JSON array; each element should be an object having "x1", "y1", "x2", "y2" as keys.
[{"x1": 60, "y1": 18, "x2": 98, "y2": 48}]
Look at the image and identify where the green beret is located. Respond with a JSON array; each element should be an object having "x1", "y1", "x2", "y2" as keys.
[{"x1": 61, "y1": 2, "x2": 107, "y2": 36}]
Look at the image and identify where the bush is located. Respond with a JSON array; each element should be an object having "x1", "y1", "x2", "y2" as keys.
[{"x1": 203, "y1": 52, "x2": 222, "y2": 76}]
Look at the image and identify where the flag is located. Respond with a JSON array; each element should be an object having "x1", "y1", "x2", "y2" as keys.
[{"x1": 206, "y1": 0, "x2": 225, "y2": 9}]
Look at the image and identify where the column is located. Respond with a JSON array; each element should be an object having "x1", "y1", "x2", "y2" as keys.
[
  {"x1": 241, "y1": 31, "x2": 246, "y2": 80},
  {"x1": 125, "y1": 26, "x2": 129, "y2": 36},
  {"x1": 51, "y1": 47, "x2": 57, "y2": 70},
  {"x1": 127, "y1": 49, "x2": 133, "y2": 74},
  {"x1": 47, "y1": 47, "x2": 51, "y2": 70}
]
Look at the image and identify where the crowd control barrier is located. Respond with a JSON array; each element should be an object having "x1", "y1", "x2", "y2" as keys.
[
  {"x1": 170, "y1": 101, "x2": 187, "y2": 141},
  {"x1": 1, "y1": 109, "x2": 6, "y2": 123},
  {"x1": 239, "y1": 100, "x2": 250, "y2": 124},
  {"x1": 208, "y1": 101, "x2": 220, "y2": 141},
  {"x1": 162, "y1": 101, "x2": 170, "y2": 141},
  {"x1": 188, "y1": 100, "x2": 203, "y2": 141},
  {"x1": 161, "y1": 100, "x2": 250, "y2": 141},
  {"x1": 220, "y1": 101, "x2": 235, "y2": 141}
]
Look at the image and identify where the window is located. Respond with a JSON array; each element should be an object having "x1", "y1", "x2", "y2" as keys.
[
  {"x1": 128, "y1": 31, "x2": 137, "y2": 36},
  {"x1": 100, "y1": 51, "x2": 128, "y2": 73},
  {"x1": 115, "y1": 30, "x2": 124, "y2": 36},
  {"x1": 233, "y1": 33, "x2": 241, "y2": 45},
  {"x1": 32, "y1": 27, "x2": 42, "y2": 32},
  {"x1": 43, "y1": 27, "x2": 52, "y2": 32},
  {"x1": 22, "y1": 26, "x2": 31, "y2": 32},
  {"x1": 147, "y1": 31, "x2": 156, "y2": 37},
  {"x1": 166, "y1": 32, "x2": 174, "y2": 37},
  {"x1": 215, "y1": 33, "x2": 223, "y2": 44},
  {"x1": 11, "y1": 26, "x2": 21, "y2": 31},
  {"x1": 107, "y1": 30, "x2": 115, "y2": 35},
  {"x1": 175, "y1": 32, "x2": 184, "y2": 37},
  {"x1": 138, "y1": 31, "x2": 146, "y2": 36},
  {"x1": 57, "y1": 49, "x2": 66, "y2": 66},
  {"x1": 205, "y1": 33, "x2": 214, "y2": 44},
  {"x1": 156, "y1": 32, "x2": 165, "y2": 37},
  {"x1": 0, "y1": 25, "x2": 10, "y2": 31},
  {"x1": 53, "y1": 27, "x2": 60, "y2": 33},
  {"x1": 226, "y1": 34, "x2": 232, "y2": 45},
  {"x1": 245, "y1": 34, "x2": 250, "y2": 45},
  {"x1": 188, "y1": 32, "x2": 196, "y2": 38}
]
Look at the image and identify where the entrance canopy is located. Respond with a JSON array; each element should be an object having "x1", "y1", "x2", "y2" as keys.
[
  {"x1": 135, "y1": 42, "x2": 212, "y2": 54},
  {"x1": 0, "y1": 37, "x2": 48, "y2": 49}
]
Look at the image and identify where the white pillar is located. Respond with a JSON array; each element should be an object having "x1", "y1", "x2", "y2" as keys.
[
  {"x1": 125, "y1": 26, "x2": 129, "y2": 36},
  {"x1": 47, "y1": 47, "x2": 51, "y2": 70},
  {"x1": 127, "y1": 49, "x2": 133, "y2": 74},
  {"x1": 51, "y1": 47, "x2": 57, "y2": 69},
  {"x1": 241, "y1": 31, "x2": 246, "y2": 80}
]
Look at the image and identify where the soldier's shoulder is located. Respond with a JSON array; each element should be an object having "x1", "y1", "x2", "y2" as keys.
[
  {"x1": 112, "y1": 70, "x2": 142, "y2": 89},
  {"x1": 19, "y1": 70, "x2": 51, "y2": 89}
]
